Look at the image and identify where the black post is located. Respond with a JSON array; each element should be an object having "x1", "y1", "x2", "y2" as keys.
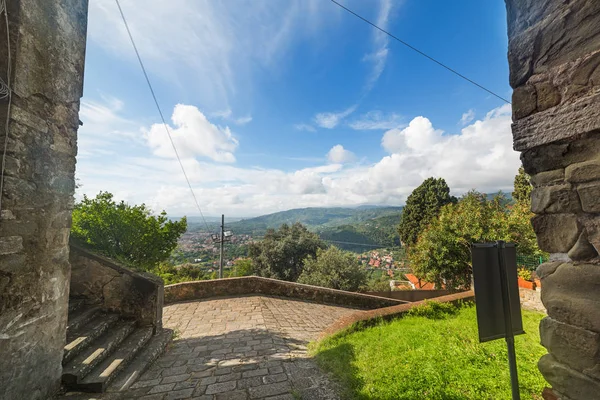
[
  {"x1": 219, "y1": 214, "x2": 224, "y2": 279},
  {"x1": 496, "y1": 240, "x2": 520, "y2": 400}
]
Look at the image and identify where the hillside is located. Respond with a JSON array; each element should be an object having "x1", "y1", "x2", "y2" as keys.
[
  {"x1": 317, "y1": 213, "x2": 401, "y2": 252},
  {"x1": 224, "y1": 206, "x2": 403, "y2": 236}
]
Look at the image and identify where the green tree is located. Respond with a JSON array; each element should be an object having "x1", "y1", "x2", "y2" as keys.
[
  {"x1": 408, "y1": 191, "x2": 509, "y2": 290},
  {"x1": 298, "y1": 247, "x2": 367, "y2": 292},
  {"x1": 398, "y1": 177, "x2": 456, "y2": 247},
  {"x1": 512, "y1": 167, "x2": 532, "y2": 204},
  {"x1": 71, "y1": 192, "x2": 187, "y2": 269},
  {"x1": 248, "y1": 223, "x2": 326, "y2": 281},
  {"x1": 228, "y1": 258, "x2": 255, "y2": 277}
]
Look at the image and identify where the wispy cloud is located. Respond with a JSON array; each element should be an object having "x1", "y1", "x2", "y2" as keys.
[
  {"x1": 314, "y1": 105, "x2": 357, "y2": 129},
  {"x1": 294, "y1": 124, "x2": 317, "y2": 132},
  {"x1": 460, "y1": 109, "x2": 475, "y2": 125},
  {"x1": 327, "y1": 145, "x2": 357, "y2": 164},
  {"x1": 348, "y1": 111, "x2": 404, "y2": 130},
  {"x1": 363, "y1": 0, "x2": 394, "y2": 92}
]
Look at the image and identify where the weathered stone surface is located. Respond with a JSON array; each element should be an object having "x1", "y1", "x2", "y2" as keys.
[
  {"x1": 539, "y1": 354, "x2": 600, "y2": 400},
  {"x1": 512, "y1": 85, "x2": 538, "y2": 119},
  {"x1": 537, "y1": 261, "x2": 563, "y2": 280},
  {"x1": 531, "y1": 185, "x2": 580, "y2": 214},
  {"x1": 568, "y1": 231, "x2": 598, "y2": 261},
  {"x1": 531, "y1": 214, "x2": 580, "y2": 253},
  {"x1": 70, "y1": 245, "x2": 164, "y2": 331},
  {"x1": 540, "y1": 317, "x2": 600, "y2": 379},
  {"x1": 582, "y1": 215, "x2": 600, "y2": 254},
  {"x1": 577, "y1": 182, "x2": 600, "y2": 213},
  {"x1": 536, "y1": 81, "x2": 561, "y2": 111},
  {"x1": 541, "y1": 263, "x2": 600, "y2": 333},
  {"x1": 531, "y1": 169, "x2": 565, "y2": 187},
  {"x1": 0, "y1": 1, "x2": 89, "y2": 400},
  {"x1": 566, "y1": 160, "x2": 600, "y2": 183}
]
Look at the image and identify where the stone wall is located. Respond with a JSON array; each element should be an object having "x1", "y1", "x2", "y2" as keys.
[
  {"x1": 165, "y1": 276, "x2": 407, "y2": 309},
  {"x1": 506, "y1": 1, "x2": 600, "y2": 399},
  {"x1": 519, "y1": 287, "x2": 545, "y2": 313},
  {"x1": 366, "y1": 289, "x2": 451, "y2": 302},
  {"x1": 0, "y1": 1, "x2": 88, "y2": 400},
  {"x1": 70, "y1": 245, "x2": 164, "y2": 332}
]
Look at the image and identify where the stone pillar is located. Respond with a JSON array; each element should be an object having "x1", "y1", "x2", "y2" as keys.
[
  {"x1": 0, "y1": 1, "x2": 88, "y2": 399},
  {"x1": 506, "y1": 1, "x2": 600, "y2": 399}
]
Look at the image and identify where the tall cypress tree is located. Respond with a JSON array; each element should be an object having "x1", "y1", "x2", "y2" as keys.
[{"x1": 398, "y1": 177, "x2": 456, "y2": 246}]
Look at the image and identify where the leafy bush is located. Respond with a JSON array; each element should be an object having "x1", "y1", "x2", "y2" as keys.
[
  {"x1": 298, "y1": 247, "x2": 367, "y2": 292},
  {"x1": 517, "y1": 267, "x2": 532, "y2": 281}
]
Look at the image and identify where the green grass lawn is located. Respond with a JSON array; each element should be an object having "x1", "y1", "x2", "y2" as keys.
[{"x1": 312, "y1": 302, "x2": 547, "y2": 400}]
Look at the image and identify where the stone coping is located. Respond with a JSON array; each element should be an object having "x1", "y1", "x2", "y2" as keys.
[
  {"x1": 164, "y1": 276, "x2": 408, "y2": 309},
  {"x1": 319, "y1": 290, "x2": 475, "y2": 339}
]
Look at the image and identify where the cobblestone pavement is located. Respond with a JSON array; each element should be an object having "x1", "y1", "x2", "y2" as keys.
[{"x1": 125, "y1": 295, "x2": 360, "y2": 400}]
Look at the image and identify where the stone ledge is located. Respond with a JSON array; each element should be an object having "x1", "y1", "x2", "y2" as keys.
[
  {"x1": 69, "y1": 244, "x2": 164, "y2": 332},
  {"x1": 164, "y1": 276, "x2": 407, "y2": 309},
  {"x1": 318, "y1": 291, "x2": 475, "y2": 339}
]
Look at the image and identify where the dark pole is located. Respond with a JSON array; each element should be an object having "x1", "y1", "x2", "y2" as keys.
[
  {"x1": 496, "y1": 240, "x2": 520, "y2": 400},
  {"x1": 219, "y1": 214, "x2": 224, "y2": 279}
]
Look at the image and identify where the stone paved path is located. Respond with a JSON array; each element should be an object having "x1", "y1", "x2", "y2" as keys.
[{"x1": 123, "y1": 295, "x2": 360, "y2": 400}]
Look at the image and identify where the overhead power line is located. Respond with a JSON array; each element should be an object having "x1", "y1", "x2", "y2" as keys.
[
  {"x1": 329, "y1": 0, "x2": 511, "y2": 104},
  {"x1": 324, "y1": 239, "x2": 388, "y2": 248},
  {"x1": 115, "y1": 0, "x2": 211, "y2": 231}
]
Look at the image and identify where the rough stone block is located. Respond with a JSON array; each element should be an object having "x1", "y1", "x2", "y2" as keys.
[
  {"x1": 567, "y1": 231, "x2": 598, "y2": 261},
  {"x1": 512, "y1": 85, "x2": 538, "y2": 119},
  {"x1": 0, "y1": 236, "x2": 23, "y2": 255},
  {"x1": 577, "y1": 182, "x2": 600, "y2": 213},
  {"x1": 541, "y1": 262, "x2": 600, "y2": 332},
  {"x1": 537, "y1": 261, "x2": 563, "y2": 280},
  {"x1": 539, "y1": 354, "x2": 600, "y2": 400},
  {"x1": 566, "y1": 160, "x2": 600, "y2": 183},
  {"x1": 540, "y1": 317, "x2": 600, "y2": 379},
  {"x1": 531, "y1": 184, "x2": 580, "y2": 213},
  {"x1": 536, "y1": 81, "x2": 561, "y2": 111},
  {"x1": 531, "y1": 214, "x2": 580, "y2": 253},
  {"x1": 531, "y1": 169, "x2": 565, "y2": 187},
  {"x1": 582, "y1": 215, "x2": 600, "y2": 255}
]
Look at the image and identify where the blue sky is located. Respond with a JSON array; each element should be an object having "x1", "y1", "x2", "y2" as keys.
[{"x1": 78, "y1": 0, "x2": 519, "y2": 217}]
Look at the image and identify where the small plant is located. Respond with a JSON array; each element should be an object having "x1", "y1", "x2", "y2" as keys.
[
  {"x1": 405, "y1": 300, "x2": 459, "y2": 320},
  {"x1": 518, "y1": 267, "x2": 532, "y2": 281}
]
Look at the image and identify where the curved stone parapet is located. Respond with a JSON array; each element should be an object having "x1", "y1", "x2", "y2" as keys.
[{"x1": 164, "y1": 276, "x2": 407, "y2": 309}]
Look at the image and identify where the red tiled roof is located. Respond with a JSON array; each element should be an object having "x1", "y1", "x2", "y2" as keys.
[{"x1": 405, "y1": 273, "x2": 437, "y2": 290}]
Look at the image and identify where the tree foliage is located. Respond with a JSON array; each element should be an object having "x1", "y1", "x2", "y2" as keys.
[
  {"x1": 398, "y1": 177, "x2": 457, "y2": 247},
  {"x1": 408, "y1": 189, "x2": 544, "y2": 291},
  {"x1": 248, "y1": 223, "x2": 326, "y2": 281},
  {"x1": 298, "y1": 246, "x2": 367, "y2": 292},
  {"x1": 71, "y1": 192, "x2": 187, "y2": 268},
  {"x1": 513, "y1": 167, "x2": 532, "y2": 204}
]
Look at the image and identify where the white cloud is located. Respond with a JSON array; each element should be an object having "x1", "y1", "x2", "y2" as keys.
[
  {"x1": 77, "y1": 103, "x2": 519, "y2": 217},
  {"x1": 349, "y1": 111, "x2": 404, "y2": 130},
  {"x1": 327, "y1": 145, "x2": 356, "y2": 164},
  {"x1": 88, "y1": 0, "x2": 331, "y2": 110},
  {"x1": 294, "y1": 124, "x2": 316, "y2": 132},
  {"x1": 460, "y1": 109, "x2": 475, "y2": 125},
  {"x1": 145, "y1": 104, "x2": 238, "y2": 163},
  {"x1": 314, "y1": 105, "x2": 357, "y2": 129},
  {"x1": 363, "y1": 0, "x2": 393, "y2": 91},
  {"x1": 234, "y1": 116, "x2": 253, "y2": 125}
]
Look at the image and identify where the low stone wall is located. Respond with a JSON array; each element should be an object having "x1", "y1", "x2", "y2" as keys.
[
  {"x1": 69, "y1": 245, "x2": 164, "y2": 331},
  {"x1": 519, "y1": 287, "x2": 546, "y2": 313},
  {"x1": 320, "y1": 291, "x2": 475, "y2": 339},
  {"x1": 164, "y1": 276, "x2": 406, "y2": 309},
  {"x1": 366, "y1": 289, "x2": 451, "y2": 302}
]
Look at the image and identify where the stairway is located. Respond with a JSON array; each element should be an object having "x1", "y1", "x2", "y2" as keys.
[{"x1": 63, "y1": 299, "x2": 172, "y2": 393}]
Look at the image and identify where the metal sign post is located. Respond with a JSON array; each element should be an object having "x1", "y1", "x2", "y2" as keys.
[{"x1": 471, "y1": 242, "x2": 523, "y2": 400}]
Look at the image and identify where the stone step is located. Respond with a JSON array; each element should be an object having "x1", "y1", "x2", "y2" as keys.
[
  {"x1": 78, "y1": 327, "x2": 154, "y2": 393},
  {"x1": 63, "y1": 313, "x2": 120, "y2": 365},
  {"x1": 107, "y1": 329, "x2": 174, "y2": 392},
  {"x1": 67, "y1": 306, "x2": 101, "y2": 335},
  {"x1": 62, "y1": 320, "x2": 137, "y2": 387}
]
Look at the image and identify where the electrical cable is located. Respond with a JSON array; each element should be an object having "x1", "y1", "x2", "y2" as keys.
[
  {"x1": 329, "y1": 0, "x2": 511, "y2": 104},
  {"x1": 115, "y1": 0, "x2": 211, "y2": 232}
]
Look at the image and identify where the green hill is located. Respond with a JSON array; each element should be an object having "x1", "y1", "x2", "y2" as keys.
[{"x1": 224, "y1": 206, "x2": 403, "y2": 236}]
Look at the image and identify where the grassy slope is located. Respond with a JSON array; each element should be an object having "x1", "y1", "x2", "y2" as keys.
[{"x1": 312, "y1": 305, "x2": 546, "y2": 400}]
